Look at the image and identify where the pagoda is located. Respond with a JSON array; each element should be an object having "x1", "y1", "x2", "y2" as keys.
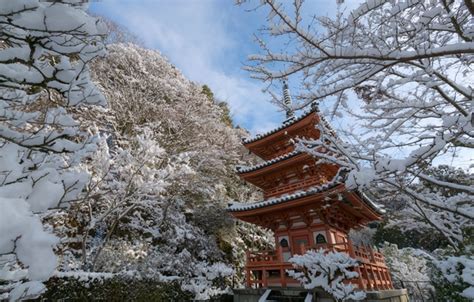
[{"x1": 228, "y1": 82, "x2": 394, "y2": 292}]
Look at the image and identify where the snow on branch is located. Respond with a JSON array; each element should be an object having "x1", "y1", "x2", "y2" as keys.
[{"x1": 0, "y1": 0, "x2": 106, "y2": 300}]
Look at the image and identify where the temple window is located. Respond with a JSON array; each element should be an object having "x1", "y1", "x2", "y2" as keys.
[{"x1": 315, "y1": 234, "x2": 326, "y2": 244}]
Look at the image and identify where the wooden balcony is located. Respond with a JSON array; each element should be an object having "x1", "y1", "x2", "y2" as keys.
[
  {"x1": 245, "y1": 242, "x2": 393, "y2": 291},
  {"x1": 263, "y1": 176, "x2": 325, "y2": 199}
]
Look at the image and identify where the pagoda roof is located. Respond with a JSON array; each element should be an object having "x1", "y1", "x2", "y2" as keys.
[
  {"x1": 236, "y1": 150, "x2": 301, "y2": 174},
  {"x1": 235, "y1": 149, "x2": 346, "y2": 175},
  {"x1": 228, "y1": 180, "x2": 342, "y2": 212},
  {"x1": 242, "y1": 108, "x2": 316, "y2": 144},
  {"x1": 228, "y1": 170, "x2": 385, "y2": 215}
]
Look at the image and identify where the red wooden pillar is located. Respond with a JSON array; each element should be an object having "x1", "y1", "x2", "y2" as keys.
[
  {"x1": 385, "y1": 268, "x2": 394, "y2": 289},
  {"x1": 347, "y1": 239, "x2": 356, "y2": 257},
  {"x1": 367, "y1": 265, "x2": 374, "y2": 290},
  {"x1": 277, "y1": 246, "x2": 287, "y2": 287},
  {"x1": 367, "y1": 248, "x2": 378, "y2": 289},
  {"x1": 348, "y1": 240, "x2": 365, "y2": 290},
  {"x1": 382, "y1": 268, "x2": 390, "y2": 289},
  {"x1": 280, "y1": 266, "x2": 287, "y2": 288},
  {"x1": 361, "y1": 265, "x2": 370, "y2": 290},
  {"x1": 374, "y1": 267, "x2": 383, "y2": 290}
]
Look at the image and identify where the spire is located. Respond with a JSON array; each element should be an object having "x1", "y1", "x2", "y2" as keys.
[{"x1": 283, "y1": 79, "x2": 295, "y2": 123}]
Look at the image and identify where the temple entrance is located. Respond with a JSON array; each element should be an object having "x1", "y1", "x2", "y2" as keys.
[{"x1": 292, "y1": 235, "x2": 309, "y2": 255}]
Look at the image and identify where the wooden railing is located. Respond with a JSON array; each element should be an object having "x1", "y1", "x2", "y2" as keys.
[
  {"x1": 245, "y1": 242, "x2": 393, "y2": 290},
  {"x1": 263, "y1": 177, "x2": 324, "y2": 199},
  {"x1": 247, "y1": 242, "x2": 386, "y2": 267},
  {"x1": 247, "y1": 249, "x2": 282, "y2": 264}
]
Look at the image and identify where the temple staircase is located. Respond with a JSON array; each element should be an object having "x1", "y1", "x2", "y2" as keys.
[{"x1": 257, "y1": 289, "x2": 310, "y2": 302}]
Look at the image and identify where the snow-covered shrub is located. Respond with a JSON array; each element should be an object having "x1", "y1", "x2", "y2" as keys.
[
  {"x1": 0, "y1": 0, "x2": 105, "y2": 300},
  {"x1": 42, "y1": 276, "x2": 193, "y2": 301},
  {"x1": 288, "y1": 249, "x2": 365, "y2": 301},
  {"x1": 348, "y1": 226, "x2": 376, "y2": 247},
  {"x1": 381, "y1": 243, "x2": 434, "y2": 298},
  {"x1": 432, "y1": 254, "x2": 474, "y2": 302}
]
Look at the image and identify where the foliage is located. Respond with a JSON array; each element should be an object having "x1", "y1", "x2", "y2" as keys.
[
  {"x1": 202, "y1": 84, "x2": 215, "y2": 101},
  {"x1": 202, "y1": 85, "x2": 234, "y2": 127},
  {"x1": 432, "y1": 253, "x2": 474, "y2": 302},
  {"x1": 42, "y1": 276, "x2": 193, "y2": 301},
  {"x1": 381, "y1": 243, "x2": 434, "y2": 297},
  {"x1": 373, "y1": 224, "x2": 450, "y2": 252}
]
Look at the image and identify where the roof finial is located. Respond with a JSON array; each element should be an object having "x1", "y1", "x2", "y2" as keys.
[
  {"x1": 311, "y1": 101, "x2": 320, "y2": 112},
  {"x1": 283, "y1": 79, "x2": 295, "y2": 123}
]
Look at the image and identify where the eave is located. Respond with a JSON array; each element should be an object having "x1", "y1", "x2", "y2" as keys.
[
  {"x1": 242, "y1": 109, "x2": 316, "y2": 145},
  {"x1": 228, "y1": 180, "x2": 384, "y2": 219}
]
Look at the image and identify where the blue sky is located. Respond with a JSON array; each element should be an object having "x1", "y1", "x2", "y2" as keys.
[
  {"x1": 89, "y1": 0, "x2": 358, "y2": 135},
  {"x1": 89, "y1": 1, "x2": 471, "y2": 169}
]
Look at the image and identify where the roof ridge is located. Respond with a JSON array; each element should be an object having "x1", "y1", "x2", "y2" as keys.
[
  {"x1": 236, "y1": 150, "x2": 301, "y2": 173},
  {"x1": 242, "y1": 108, "x2": 316, "y2": 144}
]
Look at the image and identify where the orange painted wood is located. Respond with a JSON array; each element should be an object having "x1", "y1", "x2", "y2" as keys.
[{"x1": 233, "y1": 110, "x2": 393, "y2": 290}]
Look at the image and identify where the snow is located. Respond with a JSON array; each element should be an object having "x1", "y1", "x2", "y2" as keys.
[
  {"x1": 0, "y1": 197, "x2": 58, "y2": 280},
  {"x1": 258, "y1": 289, "x2": 271, "y2": 302},
  {"x1": 288, "y1": 249, "x2": 366, "y2": 301},
  {"x1": 46, "y1": 43, "x2": 249, "y2": 300},
  {"x1": 236, "y1": 150, "x2": 301, "y2": 173},
  {"x1": 436, "y1": 256, "x2": 474, "y2": 299},
  {"x1": 0, "y1": 0, "x2": 106, "y2": 299},
  {"x1": 243, "y1": 109, "x2": 316, "y2": 144},
  {"x1": 345, "y1": 168, "x2": 375, "y2": 190},
  {"x1": 8, "y1": 281, "x2": 46, "y2": 302}
]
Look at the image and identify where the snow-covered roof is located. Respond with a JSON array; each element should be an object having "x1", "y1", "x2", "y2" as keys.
[
  {"x1": 236, "y1": 150, "x2": 301, "y2": 174},
  {"x1": 228, "y1": 170, "x2": 345, "y2": 212},
  {"x1": 242, "y1": 108, "x2": 316, "y2": 144},
  {"x1": 228, "y1": 182, "x2": 341, "y2": 212},
  {"x1": 358, "y1": 192, "x2": 386, "y2": 214},
  {"x1": 228, "y1": 168, "x2": 385, "y2": 214}
]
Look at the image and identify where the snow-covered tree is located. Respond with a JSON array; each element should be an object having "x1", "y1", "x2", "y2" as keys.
[
  {"x1": 40, "y1": 43, "x2": 270, "y2": 299},
  {"x1": 433, "y1": 253, "x2": 474, "y2": 301},
  {"x1": 239, "y1": 0, "x2": 473, "y2": 297},
  {"x1": 381, "y1": 243, "x2": 434, "y2": 298},
  {"x1": 89, "y1": 43, "x2": 272, "y2": 282},
  {"x1": 288, "y1": 249, "x2": 365, "y2": 301},
  {"x1": 240, "y1": 0, "x2": 473, "y2": 246},
  {"x1": 0, "y1": 1, "x2": 105, "y2": 300},
  {"x1": 383, "y1": 165, "x2": 473, "y2": 249}
]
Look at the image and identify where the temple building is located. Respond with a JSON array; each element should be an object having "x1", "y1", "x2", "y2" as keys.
[{"x1": 228, "y1": 83, "x2": 396, "y2": 294}]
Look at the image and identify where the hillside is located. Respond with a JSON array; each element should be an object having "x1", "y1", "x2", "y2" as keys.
[{"x1": 42, "y1": 43, "x2": 272, "y2": 300}]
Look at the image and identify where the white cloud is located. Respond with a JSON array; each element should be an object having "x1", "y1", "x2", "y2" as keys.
[{"x1": 94, "y1": 0, "x2": 283, "y2": 135}]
